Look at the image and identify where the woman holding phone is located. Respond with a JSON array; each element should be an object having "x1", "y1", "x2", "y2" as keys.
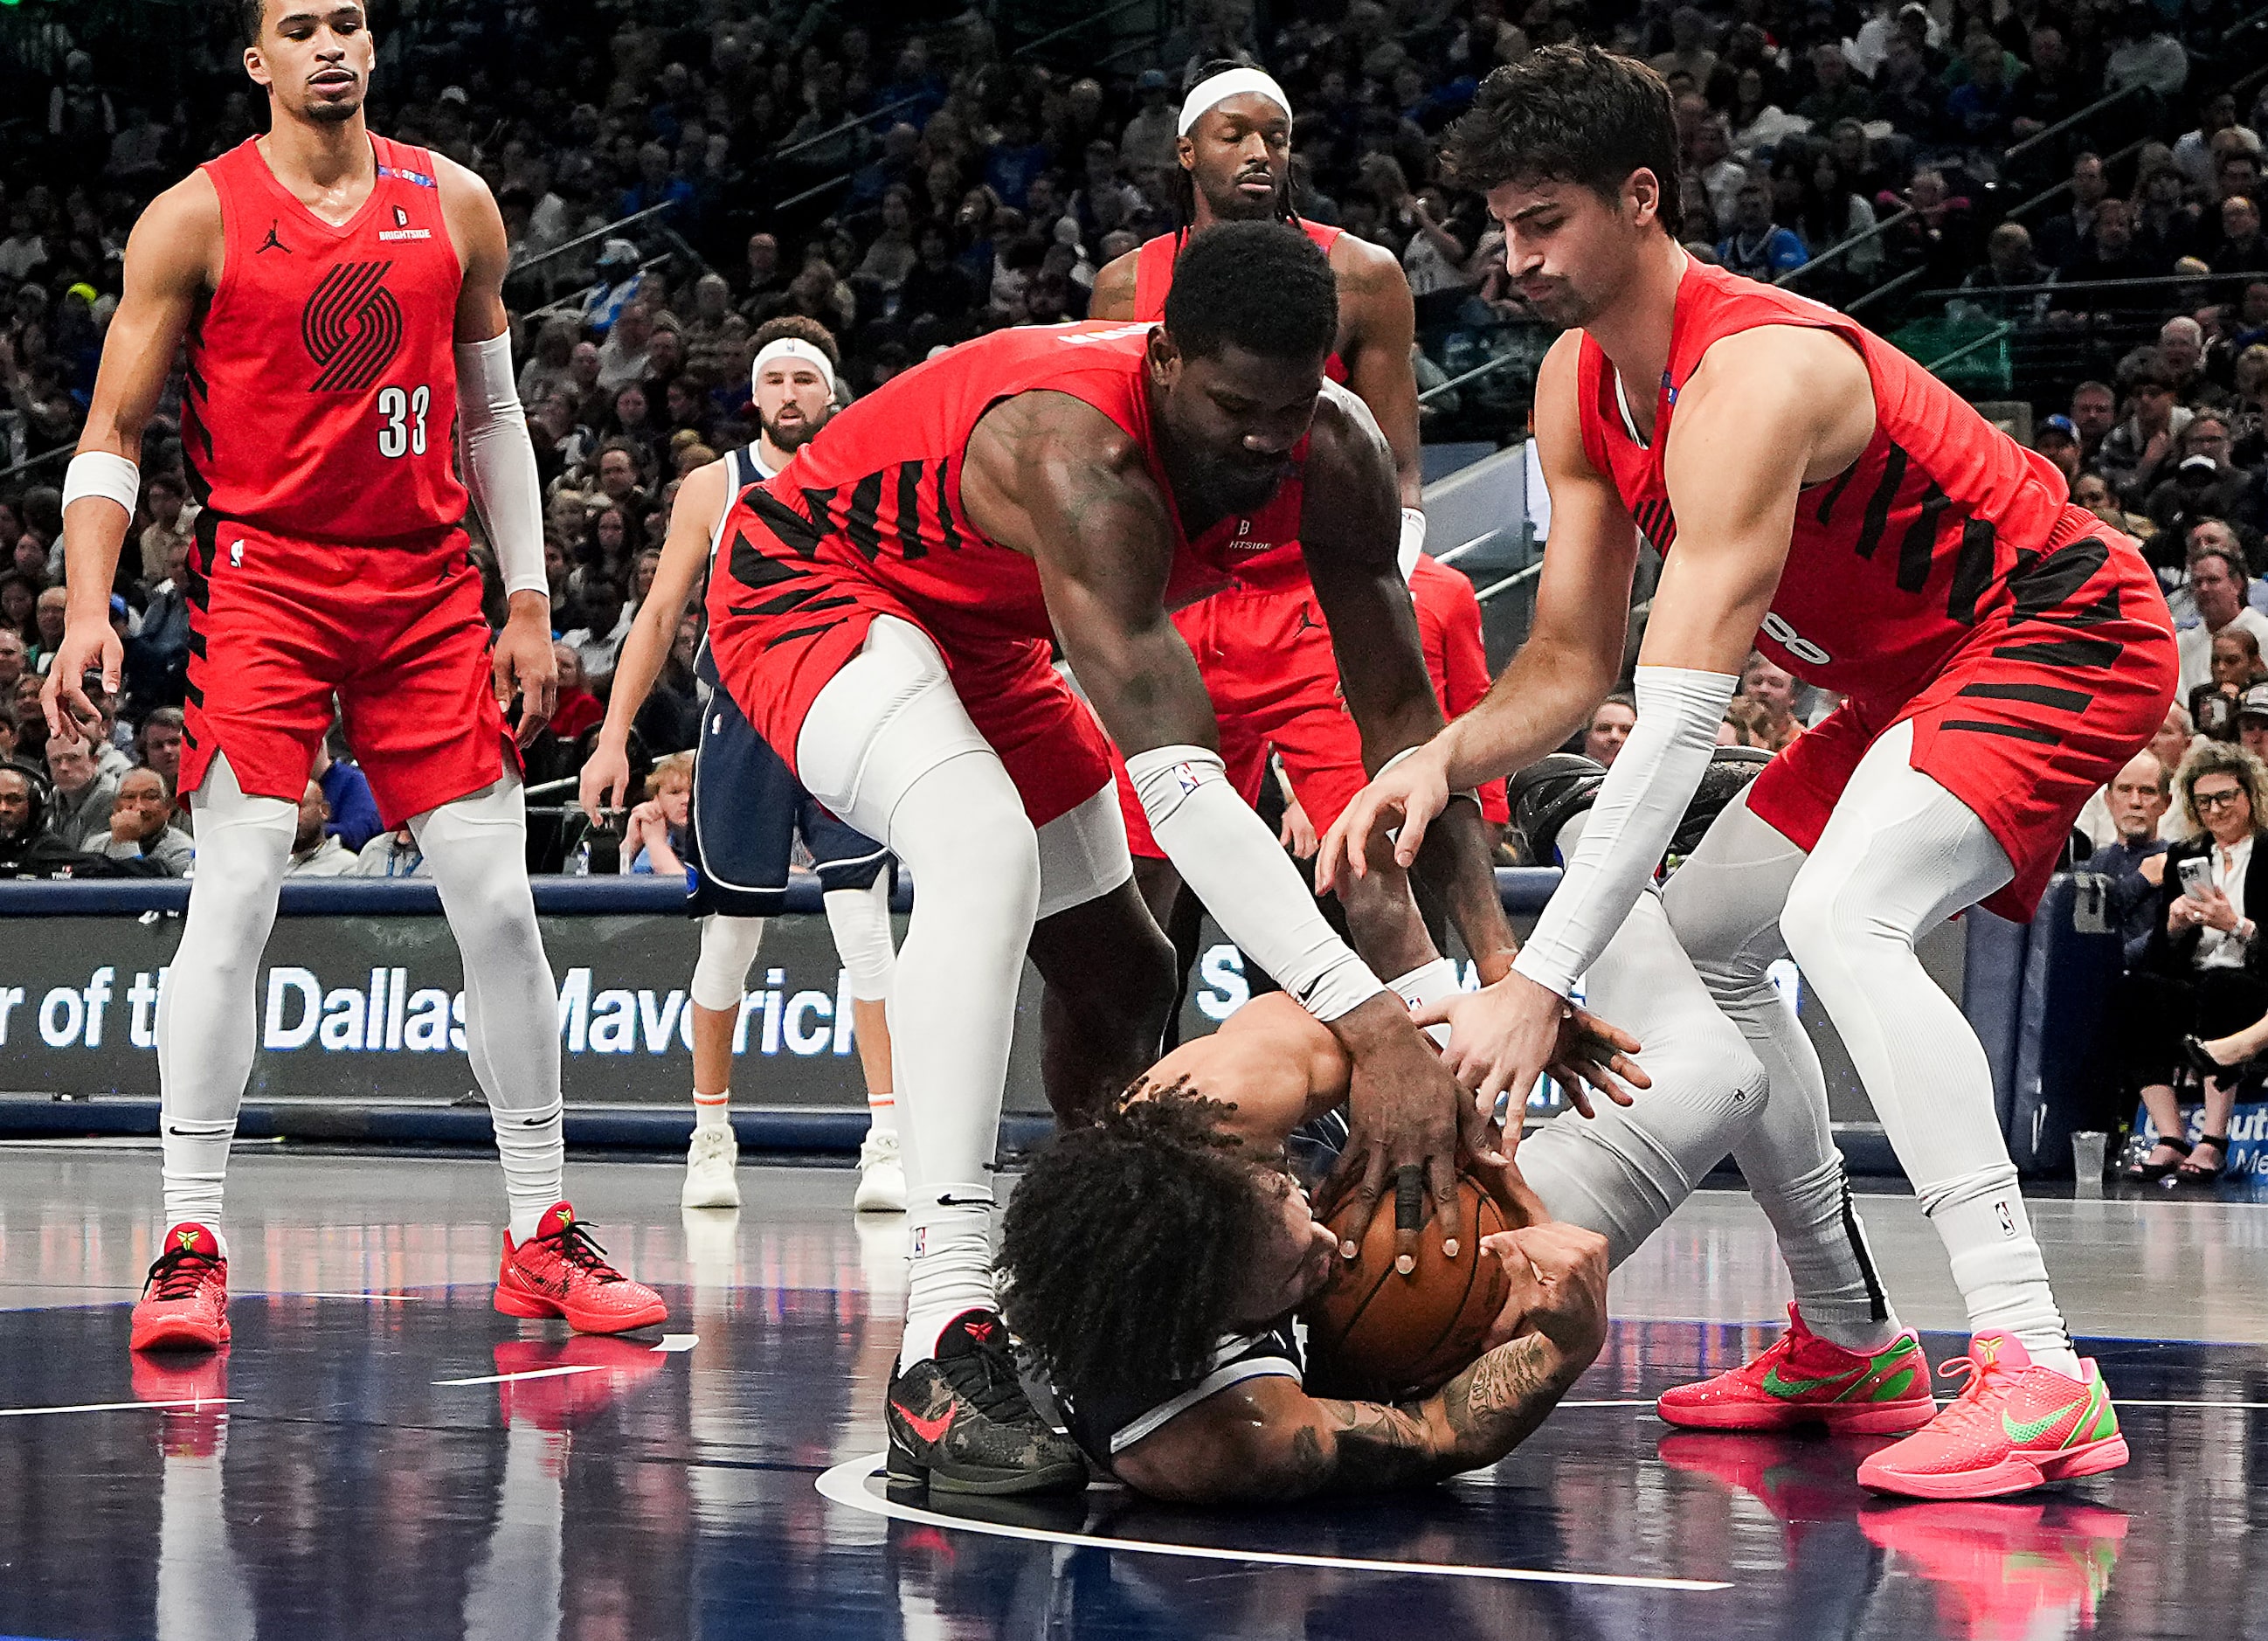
[{"x1": 2119, "y1": 741, "x2": 2268, "y2": 1182}]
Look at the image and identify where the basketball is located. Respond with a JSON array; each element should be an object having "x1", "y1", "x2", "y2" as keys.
[{"x1": 1301, "y1": 1174, "x2": 1514, "y2": 1402}]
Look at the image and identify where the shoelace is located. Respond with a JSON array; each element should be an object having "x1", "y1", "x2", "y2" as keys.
[
  {"x1": 942, "y1": 1328, "x2": 1040, "y2": 1423},
  {"x1": 1920, "y1": 1353, "x2": 2019, "y2": 1437},
  {"x1": 146, "y1": 1244, "x2": 222, "y2": 1302},
  {"x1": 542, "y1": 1219, "x2": 626, "y2": 1285}
]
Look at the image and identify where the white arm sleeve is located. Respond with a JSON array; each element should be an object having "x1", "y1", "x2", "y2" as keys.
[
  {"x1": 455, "y1": 333, "x2": 547, "y2": 599},
  {"x1": 1396, "y1": 506, "x2": 1428, "y2": 580},
  {"x1": 1125, "y1": 744, "x2": 1387, "y2": 1022},
  {"x1": 1510, "y1": 666, "x2": 1739, "y2": 997}
]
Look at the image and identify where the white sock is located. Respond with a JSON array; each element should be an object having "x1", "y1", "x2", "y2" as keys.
[
  {"x1": 694, "y1": 1092, "x2": 732, "y2": 1133},
  {"x1": 156, "y1": 754, "x2": 294, "y2": 1251},
  {"x1": 411, "y1": 777, "x2": 565, "y2": 1243},
  {"x1": 902, "y1": 1194, "x2": 996, "y2": 1363},
  {"x1": 1923, "y1": 1164, "x2": 2081, "y2": 1376},
  {"x1": 866, "y1": 1091, "x2": 898, "y2": 1145},
  {"x1": 1753, "y1": 1156, "x2": 1904, "y2": 1353}
]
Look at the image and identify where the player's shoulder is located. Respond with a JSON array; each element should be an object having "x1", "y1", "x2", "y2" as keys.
[
  {"x1": 1089, "y1": 246, "x2": 1141, "y2": 320},
  {"x1": 139, "y1": 166, "x2": 225, "y2": 240},
  {"x1": 1327, "y1": 225, "x2": 1406, "y2": 291},
  {"x1": 123, "y1": 168, "x2": 224, "y2": 287},
  {"x1": 426, "y1": 147, "x2": 501, "y2": 216},
  {"x1": 1684, "y1": 323, "x2": 1868, "y2": 416}
]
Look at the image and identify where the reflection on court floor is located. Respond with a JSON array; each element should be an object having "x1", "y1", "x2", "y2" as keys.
[{"x1": 0, "y1": 1152, "x2": 2260, "y2": 1641}]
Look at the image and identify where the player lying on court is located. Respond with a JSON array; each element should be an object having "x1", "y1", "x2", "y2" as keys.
[{"x1": 999, "y1": 754, "x2": 1880, "y2": 1502}]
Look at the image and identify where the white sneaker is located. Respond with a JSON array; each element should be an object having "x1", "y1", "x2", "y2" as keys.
[
  {"x1": 681, "y1": 1125, "x2": 741, "y2": 1209},
  {"x1": 854, "y1": 1131, "x2": 906, "y2": 1213}
]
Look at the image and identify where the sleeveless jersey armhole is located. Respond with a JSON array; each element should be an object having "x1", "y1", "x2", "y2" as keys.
[
  {"x1": 199, "y1": 155, "x2": 245, "y2": 332},
  {"x1": 1573, "y1": 333, "x2": 1613, "y2": 478}
]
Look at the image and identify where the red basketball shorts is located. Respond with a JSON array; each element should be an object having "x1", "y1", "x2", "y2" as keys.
[
  {"x1": 179, "y1": 524, "x2": 509, "y2": 827},
  {"x1": 705, "y1": 508, "x2": 1111, "y2": 831},
  {"x1": 1113, "y1": 578, "x2": 1369, "y2": 860},
  {"x1": 1747, "y1": 519, "x2": 2176, "y2": 921}
]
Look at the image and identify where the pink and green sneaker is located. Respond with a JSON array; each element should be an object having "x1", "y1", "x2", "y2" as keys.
[
  {"x1": 1857, "y1": 1332, "x2": 2127, "y2": 1500},
  {"x1": 1656, "y1": 1305, "x2": 1937, "y2": 1435}
]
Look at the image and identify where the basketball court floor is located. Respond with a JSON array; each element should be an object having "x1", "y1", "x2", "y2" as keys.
[{"x1": 1, "y1": 1144, "x2": 2263, "y2": 1641}]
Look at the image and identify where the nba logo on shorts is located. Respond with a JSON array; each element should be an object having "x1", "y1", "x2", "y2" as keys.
[
  {"x1": 1995, "y1": 1200, "x2": 2016, "y2": 1236},
  {"x1": 229, "y1": 539, "x2": 244, "y2": 568},
  {"x1": 911, "y1": 1227, "x2": 926, "y2": 1259}
]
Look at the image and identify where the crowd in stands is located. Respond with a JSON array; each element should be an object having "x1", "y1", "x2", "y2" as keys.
[{"x1": 0, "y1": 0, "x2": 2264, "y2": 891}]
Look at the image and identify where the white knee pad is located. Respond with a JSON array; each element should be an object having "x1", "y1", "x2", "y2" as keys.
[
  {"x1": 822, "y1": 881, "x2": 895, "y2": 1002},
  {"x1": 1033, "y1": 782, "x2": 1133, "y2": 921},
  {"x1": 691, "y1": 914, "x2": 765, "y2": 1012}
]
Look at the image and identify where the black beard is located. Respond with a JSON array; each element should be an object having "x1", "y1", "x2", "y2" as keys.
[
  {"x1": 762, "y1": 415, "x2": 819, "y2": 453},
  {"x1": 1199, "y1": 174, "x2": 1283, "y2": 224},
  {"x1": 305, "y1": 96, "x2": 362, "y2": 125}
]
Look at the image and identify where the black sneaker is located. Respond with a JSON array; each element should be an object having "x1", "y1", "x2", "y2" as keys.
[{"x1": 885, "y1": 1310, "x2": 1089, "y2": 1496}]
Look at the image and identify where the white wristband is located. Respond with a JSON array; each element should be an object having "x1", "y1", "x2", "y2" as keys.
[
  {"x1": 1511, "y1": 666, "x2": 1739, "y2": 996},
  {"x1": 1125, "y1": 744, "x2": 1387, "y2": 1022},
  {"x1": 62, "y1": 451, "x2": 140, "y2": 520},
  {"x1": 1397, "y1": 506, "x2": 1428, "y2": 580},
  {"x1": 1389, "y1": 956, "x2": 1461, "y2": 1048}
]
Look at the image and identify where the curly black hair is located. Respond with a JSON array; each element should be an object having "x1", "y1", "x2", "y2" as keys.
[
  {"x1": 1161, "y1": 221, "x2": 1338, "y2": 365},
  {"x1": 999, "y1": 1081, "x2": 1285, "y2": 1413},
  {"x1": 1439, "y1": 43, "x2": 1684, "y2": 239}
]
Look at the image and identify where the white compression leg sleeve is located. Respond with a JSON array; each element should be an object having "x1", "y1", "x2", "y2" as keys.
[
  {"x1": 1775, "y1": 720, "x2": 2078, "y2": 1374},
  {"x1": 797, "y1": 617, "x2": 1040, "y2": 1364},
  {"x1": 410, "y1": 775, "x2": 564, "y2": 1243},
  {"x1": 691, "y1": 914, "x2": 766, "y2": 1013},
  {"x1": 823, "y1": 877, "x2": 896, "y2": 1001},
  {"x1": 158, "y1": 753, "x2": 296, "y2": 1243},
  {"x1": 1661, "y1": 788, "x2": 1902, "y2": 1352},
  {"x1": 1518, "y1": 890, "x2": 1767, "y2": 1266}
]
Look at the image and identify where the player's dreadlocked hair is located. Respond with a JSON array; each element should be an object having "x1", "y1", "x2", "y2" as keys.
[
  {"x1": 1440, "y1": 43, "x2": 1684, "y2": 238},
  {"x1": 999, "y1": 1080, "x2": 1287, "y2": 1413},
  {"x1": 1163, "y1": 221, "x2": 1337, "y2": 365}
]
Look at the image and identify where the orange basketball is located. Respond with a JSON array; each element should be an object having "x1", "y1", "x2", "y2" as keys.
[{"x1": 1300, "y1": 1174, "x2": 1512, "y2": 1402}]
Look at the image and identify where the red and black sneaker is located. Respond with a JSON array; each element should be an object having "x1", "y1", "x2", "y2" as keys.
[
  {"x1": 130, "y1": 1223, "x2": 231, "y2": 1354},
  {"x1": 885, "y1": 1310, "x2": 1089, "y2": 1497},
  {"x1": 494, "y1": 1202, "x2": 668, "y2": 1334}
]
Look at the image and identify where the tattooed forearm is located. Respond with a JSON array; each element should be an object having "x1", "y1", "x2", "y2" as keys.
[{"x1": 1442, "y1": 1333, "x2": 1566, "y2": 1453}]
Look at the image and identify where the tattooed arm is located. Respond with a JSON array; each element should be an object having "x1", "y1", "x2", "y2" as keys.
[{"x1": 1112, "y1": 1222, "x2": 1610, "y2": 1503}]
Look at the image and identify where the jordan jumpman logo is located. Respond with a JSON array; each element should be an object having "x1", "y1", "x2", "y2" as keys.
[{"x1": 259, "y1": 220, "x2": 291, "y2": 255}]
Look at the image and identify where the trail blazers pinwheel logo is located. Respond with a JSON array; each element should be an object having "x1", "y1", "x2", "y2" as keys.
[{"x1": 301, "y1": 260, "x2": 402, "y2": 392}]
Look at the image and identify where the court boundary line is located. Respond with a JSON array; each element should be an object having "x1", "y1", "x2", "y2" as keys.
[
  {"x1": 817, "y1": 1456, "x2": 1733, "y2": 1590},
  {"x1": 0, "y1": 1397, "x2": 241, "y2": 1417}
]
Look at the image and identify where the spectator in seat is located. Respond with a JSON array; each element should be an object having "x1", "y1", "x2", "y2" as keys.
[
  {"x1": 0, "y1": 632, "x2": 24, "y2": 697},
  {"x1": 2099, "y1": 351, "x2": 2195, "y2": 503},
  {"x1": 2034, "y1": 414, "x2": 2083, "y2": 482},
  {"x1": 2133, "y1": 163, "x2": 2204, "y2": 270},
  {"x1": 2149, "y1": 418, "x2": 2247, "y2": 539},
  {"x1": 901, "y1": 222, "x2": 978, "y2": 331},
  {"x1": 2009, "y1": 26, "x2": 2088, "y2": 144},
  {"x1": 1953, "y1": 222, "x2": 2053, "y2": 324},
  {"x1": 2211, "y1": 195, "x2": 2268, "y2": 287},
  {"x1": 2177, "y1": 539, "x2": 2268, "y2": 696},
  {"x1": 550, "y1": 642, "x2": 605, "y2": 742},
  {"x1": 2074, "y1": 471, "x2": 2147, "y2": 538},
  {"x1": 135, "y1": 706, "x2": 187, "y2": 831},
  {"x1": 283, "y1": 779, "x2": 356, "y2": 876},
  {"x1": 620, "y1": 751, "x2": 691, "y2": 876},
  {"x1": 124, "y1": 532, "x2": 191, "y2": 717},
  {"x1": 1736, "y1": 652, "x2": 1805, "y2": 750},
  {"x1": 1943, "y1": 31, "x2": 2018, "y2": 156},
  {"x1": 2188, "y1": 625, "x2": 2260, "y2": 742},
  {"x1": 0, "y1": 763, "x2": 92, "y2": 878},
  {"x1": 2071, "y1": 379, "x2": 2119, "y2": 467},
  {"x1": 2092, "y1": 749, "x2": 2172, "y2": 967},
  {"x1": 1121, "y1": 69, "x2": 1179, "y2": 177},
  {"x1": 2175, "y1": 91, "x2": 2262, "y2": 193},
  {"x1": 2103, "y1": 3, "x2": 2188, "y2": 100},
  {"x1": 137, "y1": 473, "x2": 197, "y2": 586},
  {"x1": 1580, "y1": 695, "x2": 1635, "y2": 765},
  {"x1": 43, "y1": 732, "x2": 118, "y2": 853},
  {"x1": 2119, "y1": 741, "x2": 2268, "y2": 1184},
  {"x1": 2037, "y1": 152, "x2": 2109, "y2": 271},
  {"x1": 311, "y1": 737, "x2": 382, "y2": 853},
  {"x1": 101, "y1": 766, "x2": 190, "y2": 876},
  {"x1": 1794, "y1": 41, "x2": 1874, "y2": 127},
  {"x1": 1718, "y1": 180, "x2": 1808, "y2": 280},
  {"x1": 1687, "y1": 113, "x2": 1746, "y2": 237},
  {"x1": 2159, "y1": 318, "x2": 2230, "y2": 412}
]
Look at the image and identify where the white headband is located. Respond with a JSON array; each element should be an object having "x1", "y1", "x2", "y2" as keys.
[
  {"x1": 750, "y1": 337, "x2": 836, "y2": 398},
  {"x1": 1178, "y1": 67, "x2": 1292, "y2": 136}
]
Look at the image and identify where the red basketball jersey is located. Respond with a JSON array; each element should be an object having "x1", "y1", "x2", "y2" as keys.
[
  {"x1": 730, "y1": 321, "x2": 1308, "y2": 642},
  {"x1": 1131, "y1": 219, "x2": 1351, "y2": 386},
  {"x1": 185, "y1": 134, "x2": 467, "y2": 547},
  {"x1": 1576, "y1": 259, "x2": 2082, "y2": 706}
]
